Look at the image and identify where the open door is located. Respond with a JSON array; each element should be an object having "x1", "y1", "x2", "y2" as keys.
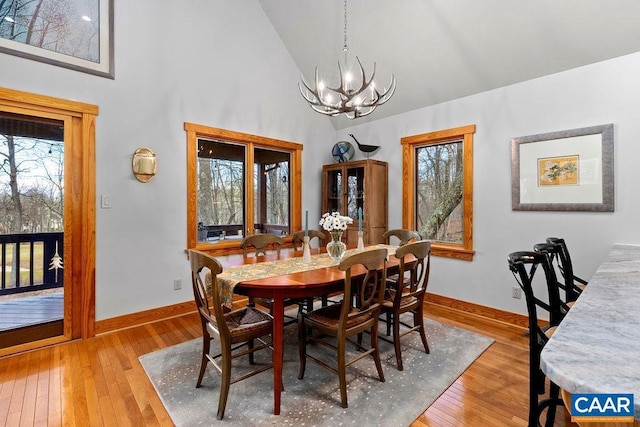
[{"x1": 0, "y1": 88, "x2": 97, "y2": 355}]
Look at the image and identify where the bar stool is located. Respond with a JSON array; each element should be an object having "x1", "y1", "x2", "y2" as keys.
[
  {"x1": 546, "y1": 237, "x2": 588, "y2": 301},
  {"x1": 533, "y1": 242, "x2": 574, "y2": 315},
  {"x1": 508, "y1": 251, "x2": 566, "y2": 427}
]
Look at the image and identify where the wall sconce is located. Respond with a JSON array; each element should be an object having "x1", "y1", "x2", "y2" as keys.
[{"x1": 132, "y1": 147, "x2": 157, "y2": 183}]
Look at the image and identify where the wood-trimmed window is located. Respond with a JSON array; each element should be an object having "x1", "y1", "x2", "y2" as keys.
[
  {"x1": 401, "y1": 125, "x2": 475, "y2": 261},
  {"x1": 185, "y1": 123, "x2": 302, "y2": 254}
]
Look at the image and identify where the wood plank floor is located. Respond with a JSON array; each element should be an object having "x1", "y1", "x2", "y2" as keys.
[
  {"x1": 0, "y1": 303, "x2": 577, "y2": 426},
  {"x1": 0, "y1": 292, "x2": 63, "y2": 331}
]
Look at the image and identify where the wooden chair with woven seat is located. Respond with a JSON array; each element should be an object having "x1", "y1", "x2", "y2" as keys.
[
  {"x1": 291, "y1": 229, "x2": 326, "y2": 251},
  {"x1": 382, "y1": 229, "x2": 423, "y2": 291},
  {"x1": 383, "y1": 229, "x2": 422, "y2": 246},
  {"x1": 241, "y1": 234, "x2": 297, "y2": 324},
  {"x1": 508, "y1": 250, "x2": 566, "y2": 427},
  {"x1": 188, "y1": 249, "x2": 274, "y2": 420},
  {"x1": 380, "y1": 240, "x2": 431, "y2": 371},
  {"x1": 240, "y1": 234, "x2": 285, "y2": 258},
  {"x1": 297, "y1": 247, "x2": 388, "y2": 408}
]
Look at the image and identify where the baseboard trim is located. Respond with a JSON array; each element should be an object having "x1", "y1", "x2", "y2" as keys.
[
  {"x1": 95, "y1": 300, "x2": 198, "y2": 335},
  {"x1": 96, "y1": 293, "x2": 530, "y2": 336},
  {"x1": 425, "y1": 293, "x2": 530, "y2": 329},
  {"x1": 94, "y1": 295, "x2": 249, "y2": 335}
]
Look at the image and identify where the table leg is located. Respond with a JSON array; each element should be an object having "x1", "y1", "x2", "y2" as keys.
[{"x1": 272, "y1": 296, "x2": 284, "y2": 415}]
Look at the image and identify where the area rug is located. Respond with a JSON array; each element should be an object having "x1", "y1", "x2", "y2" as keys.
[{"x1": 139, "y1": 316, "x2": 493, "y2": 426}]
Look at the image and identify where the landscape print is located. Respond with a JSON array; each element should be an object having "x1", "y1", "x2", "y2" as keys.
[{"x1": 537, "y1": 155, "x2": 579, "y2": 186}]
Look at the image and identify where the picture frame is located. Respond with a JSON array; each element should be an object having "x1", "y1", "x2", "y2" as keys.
[
  {"x1": 511, "y1": 124, "x2": 614, "y2": 212},
  {"x1": 0, "y1": 0, "x2": 114, "y2": 79}
]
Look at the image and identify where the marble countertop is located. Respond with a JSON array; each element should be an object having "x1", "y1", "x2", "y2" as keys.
[{"x1": 540, "y1": 244, "x2": 640, "y2": 420}]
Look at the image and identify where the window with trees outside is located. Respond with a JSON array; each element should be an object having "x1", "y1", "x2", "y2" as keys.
[
  {"x1": 185, "y1": 123, "x2": 302, "y2": 253},
  {"x1": 401, "y1": 125, "x2": 475, "y2": 261}
]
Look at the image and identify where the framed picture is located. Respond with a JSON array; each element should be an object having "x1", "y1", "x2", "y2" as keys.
[
  {"x1": 511, "y1": 124, "x2": 614, "y2": 212},
  {"x1": 0, "y1": 0, "x2": 114, "y2": 79}
]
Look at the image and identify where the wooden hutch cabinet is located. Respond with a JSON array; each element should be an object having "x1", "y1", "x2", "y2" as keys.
[{"x1": 321, "y1": 159, "x2": 388, "y2": 246}]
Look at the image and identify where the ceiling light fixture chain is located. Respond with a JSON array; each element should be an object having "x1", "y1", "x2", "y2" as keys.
[{"x1": 298, "y1": 0, "x2": 396, "y2": 119}]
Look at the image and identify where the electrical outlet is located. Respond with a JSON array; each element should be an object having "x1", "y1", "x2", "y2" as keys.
[
  {"x1": 512, "y1": 286, "x2": 522, "y2": 299},
  {"x1": 174, "y1": 279, "x2": 182, "y2": 290}
]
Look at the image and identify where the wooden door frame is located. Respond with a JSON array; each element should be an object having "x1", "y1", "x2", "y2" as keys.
[{"x1": 0, "y1": 87, "x2": 97, "y2": 355}]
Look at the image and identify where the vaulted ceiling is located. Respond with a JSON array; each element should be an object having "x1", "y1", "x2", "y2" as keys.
[{"x1": 258, "y1": 0, "x2": 640, "y2": 129}]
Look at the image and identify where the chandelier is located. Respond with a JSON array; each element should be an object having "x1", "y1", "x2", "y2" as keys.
[{"x1": 299, "y1": 0, "x2": 396, "y2": 119}]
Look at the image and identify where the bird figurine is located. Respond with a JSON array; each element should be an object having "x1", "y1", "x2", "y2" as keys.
[{"x1": 349, "y1": 134, "x2": 380, "y2": 157}]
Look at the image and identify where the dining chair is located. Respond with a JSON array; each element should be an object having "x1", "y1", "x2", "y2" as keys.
[
  {"x1": 240, "y1": 234, "x2": 284, "y2": 258},
  {"x1": 382, "y1": 229, "x2": 422, "y2": 287},
  {"x1": 383, "y1": 229, "x2": 422, "y2": 246},
  {"x1": 241, "y1": 234, "x2": 297, "y2": 323},
  {"x1": 380, "y1": 240, "x2": 431, "y2": 371},
  {"x1": 291, "y1": 229, "x2": 326, "y2": 251},
  {"x1": 546, "y1": 237, "x2": 588, "y2": 301},
  {"x1": 508, "y1": 251, "x2": 566, "y2": 427},
  {"x1": 297, "y1": 247, "x2": 388, "y2": 408},
  {"x1": 188, "y1": 249, "x2": 274, "y2": 420}
]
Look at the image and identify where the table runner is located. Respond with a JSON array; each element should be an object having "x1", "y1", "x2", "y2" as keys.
[{"x1": 213, "y1": 244, "x2": 396, "y2": 305}]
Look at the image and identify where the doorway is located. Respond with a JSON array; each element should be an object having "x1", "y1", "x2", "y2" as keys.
[{"x1": 0, "y1": 87, "x2": 97, "y2": 355}]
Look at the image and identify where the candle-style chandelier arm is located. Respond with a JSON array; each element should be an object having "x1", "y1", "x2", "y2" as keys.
[{"x1": 298, "y1": 57, "x2": 397, "y2": 118}]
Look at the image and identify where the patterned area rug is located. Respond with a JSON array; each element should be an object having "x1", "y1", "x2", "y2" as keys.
[{"x1": 139, "y1": 315, "x2": 493, "y2": 426}]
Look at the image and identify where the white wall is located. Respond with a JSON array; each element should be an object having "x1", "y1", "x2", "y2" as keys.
[
  {"x1": 0, "y1": 0, "x2": 335, "y2": 320},
  {"x1": 2, "y1": 1, "x2": 640, "y2": 321},
  {"x1": 339, "y1": 51, "x2": 640, "y2": 316}
]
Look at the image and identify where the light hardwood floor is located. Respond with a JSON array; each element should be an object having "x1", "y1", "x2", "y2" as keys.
[{"x1": 0, "y1": 303, "x2": 575, "y2": 426}]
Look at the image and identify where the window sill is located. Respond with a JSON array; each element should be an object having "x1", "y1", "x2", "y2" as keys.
[{"x1": 431, "y1": 243, "x2": 475, "y2": 261}]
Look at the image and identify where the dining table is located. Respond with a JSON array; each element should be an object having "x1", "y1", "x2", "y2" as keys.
[
  {"x1": 540, "y1": 244, "x2": 640, "y2": 422},
  {"x1": 213, "y1": 244, "x2": 400, "y2": 415}
]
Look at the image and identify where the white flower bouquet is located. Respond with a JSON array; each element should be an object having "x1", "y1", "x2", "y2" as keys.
[{"x1": 319, "y1": 211, "x2": 353, "y2": 232}]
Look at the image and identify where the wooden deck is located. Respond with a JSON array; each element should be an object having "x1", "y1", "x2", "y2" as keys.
[{"x1": 0, "y1": 292, "x2": 63, "y2": 332}]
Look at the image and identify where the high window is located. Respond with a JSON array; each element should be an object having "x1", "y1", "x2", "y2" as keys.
[{"x1": 401, "y1": 125, "x2": 475, "y2": 260}]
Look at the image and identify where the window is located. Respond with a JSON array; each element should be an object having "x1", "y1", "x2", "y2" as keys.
[
  {"x1": 185, "y1": 123, "x2": 302, "y2": 252},
  {"x1": 401, "y1": 125, "x2": 475, "y2": 260}
]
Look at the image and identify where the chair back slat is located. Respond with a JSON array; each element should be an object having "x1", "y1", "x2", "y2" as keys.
[
  {"x1": 188, "y1": 250, "x2": 228, "y2": 337},
  {"x1": 394, "y1": 240, "x2": 431, "y2": 301},
  {"x1": 291, "y1": 230, "x2": 325, "y2": 250}
]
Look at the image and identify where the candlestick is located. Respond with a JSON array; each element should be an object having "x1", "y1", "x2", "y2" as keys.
[
  {"x1": 358, "y1": 207, "x2": 362, "y2": 232},
  {"x1": 305, "y1": 210, "x2": 308, "y2": 236},
  {"x1": 357, "y1": 230, "x2": 364, "y2": 251},
  {"x1": 302, "y1": 236, "x2": 312, "y2": 262}
]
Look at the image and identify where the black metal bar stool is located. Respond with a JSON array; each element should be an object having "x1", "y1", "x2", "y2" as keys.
[{"x1": 508, "y1": 251, "x2": 565, "y2": 427}]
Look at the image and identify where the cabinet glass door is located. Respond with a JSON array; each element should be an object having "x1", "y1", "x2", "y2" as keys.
[
  {"x1": 346, "y1": 166, "x2": 364, "y2": 219},
  {"x1": 325, "y1": 169, "x2": 343, "y2": 213}
]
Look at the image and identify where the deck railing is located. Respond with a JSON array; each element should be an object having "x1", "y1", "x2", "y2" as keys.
[{"x1": 0, "y1": 232, "x2": 64, "y2": 296}]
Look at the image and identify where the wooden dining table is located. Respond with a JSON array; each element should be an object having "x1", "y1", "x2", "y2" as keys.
[{"x1": 214, "y1": 245, "x2": 400, "y2": 415}]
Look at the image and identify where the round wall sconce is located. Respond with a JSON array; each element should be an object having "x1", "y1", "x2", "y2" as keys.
[{"x1": 132, "y1": 147, "x2": 157, "y2": 183}]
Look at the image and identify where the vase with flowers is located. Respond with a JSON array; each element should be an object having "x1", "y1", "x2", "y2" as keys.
[{"x1": 319, "y1": 211, "x2": 353, "y2": 261}]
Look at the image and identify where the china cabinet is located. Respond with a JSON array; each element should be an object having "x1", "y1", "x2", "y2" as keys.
[{"x1": 321, "y1": 159, "x2": 388, "y2": 246}]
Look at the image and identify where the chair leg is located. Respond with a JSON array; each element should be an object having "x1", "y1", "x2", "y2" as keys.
[
  {"x1": 392, "y1": 312, "x2": 404, "y2": 371},
  {"x1": 217, "y1": 349, "x2": 232, "y2": 420},
  {"x1": 338, "y1": 338, "x2": 348, "y2": 408},
  {"x1": 248, "y1": 338, "x2": 255, "y2": 365},
  {"x1": 414, "y1": 309, "x2": 430, "y2": 354},
  {"x1": 297, "y1": 314, "x2": 307, "y2": 380},
  {"x1": 371, "y1": 323, "x2": 385, "y2": 383},
  {"x1": 544, "y1": 382, "x2": 560, "y2": 427},
  {"x1": 196, "y1": 334, "x2": 210, "y2": 387},
  {"x1": 386, "y1": 311, "x2": 391, "y2": 336}
]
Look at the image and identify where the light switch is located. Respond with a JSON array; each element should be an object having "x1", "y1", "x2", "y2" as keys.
[{"x1": 101, "y1": 195, "x2": 112, "y2": 209}]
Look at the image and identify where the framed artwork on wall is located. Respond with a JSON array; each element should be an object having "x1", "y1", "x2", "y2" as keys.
[
  {"x1": 0, "y1": 0, "x2": 114, "y2": 78},
  {"x1": 511, "y1": 124, "x2": 614, "y2": 212}
]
